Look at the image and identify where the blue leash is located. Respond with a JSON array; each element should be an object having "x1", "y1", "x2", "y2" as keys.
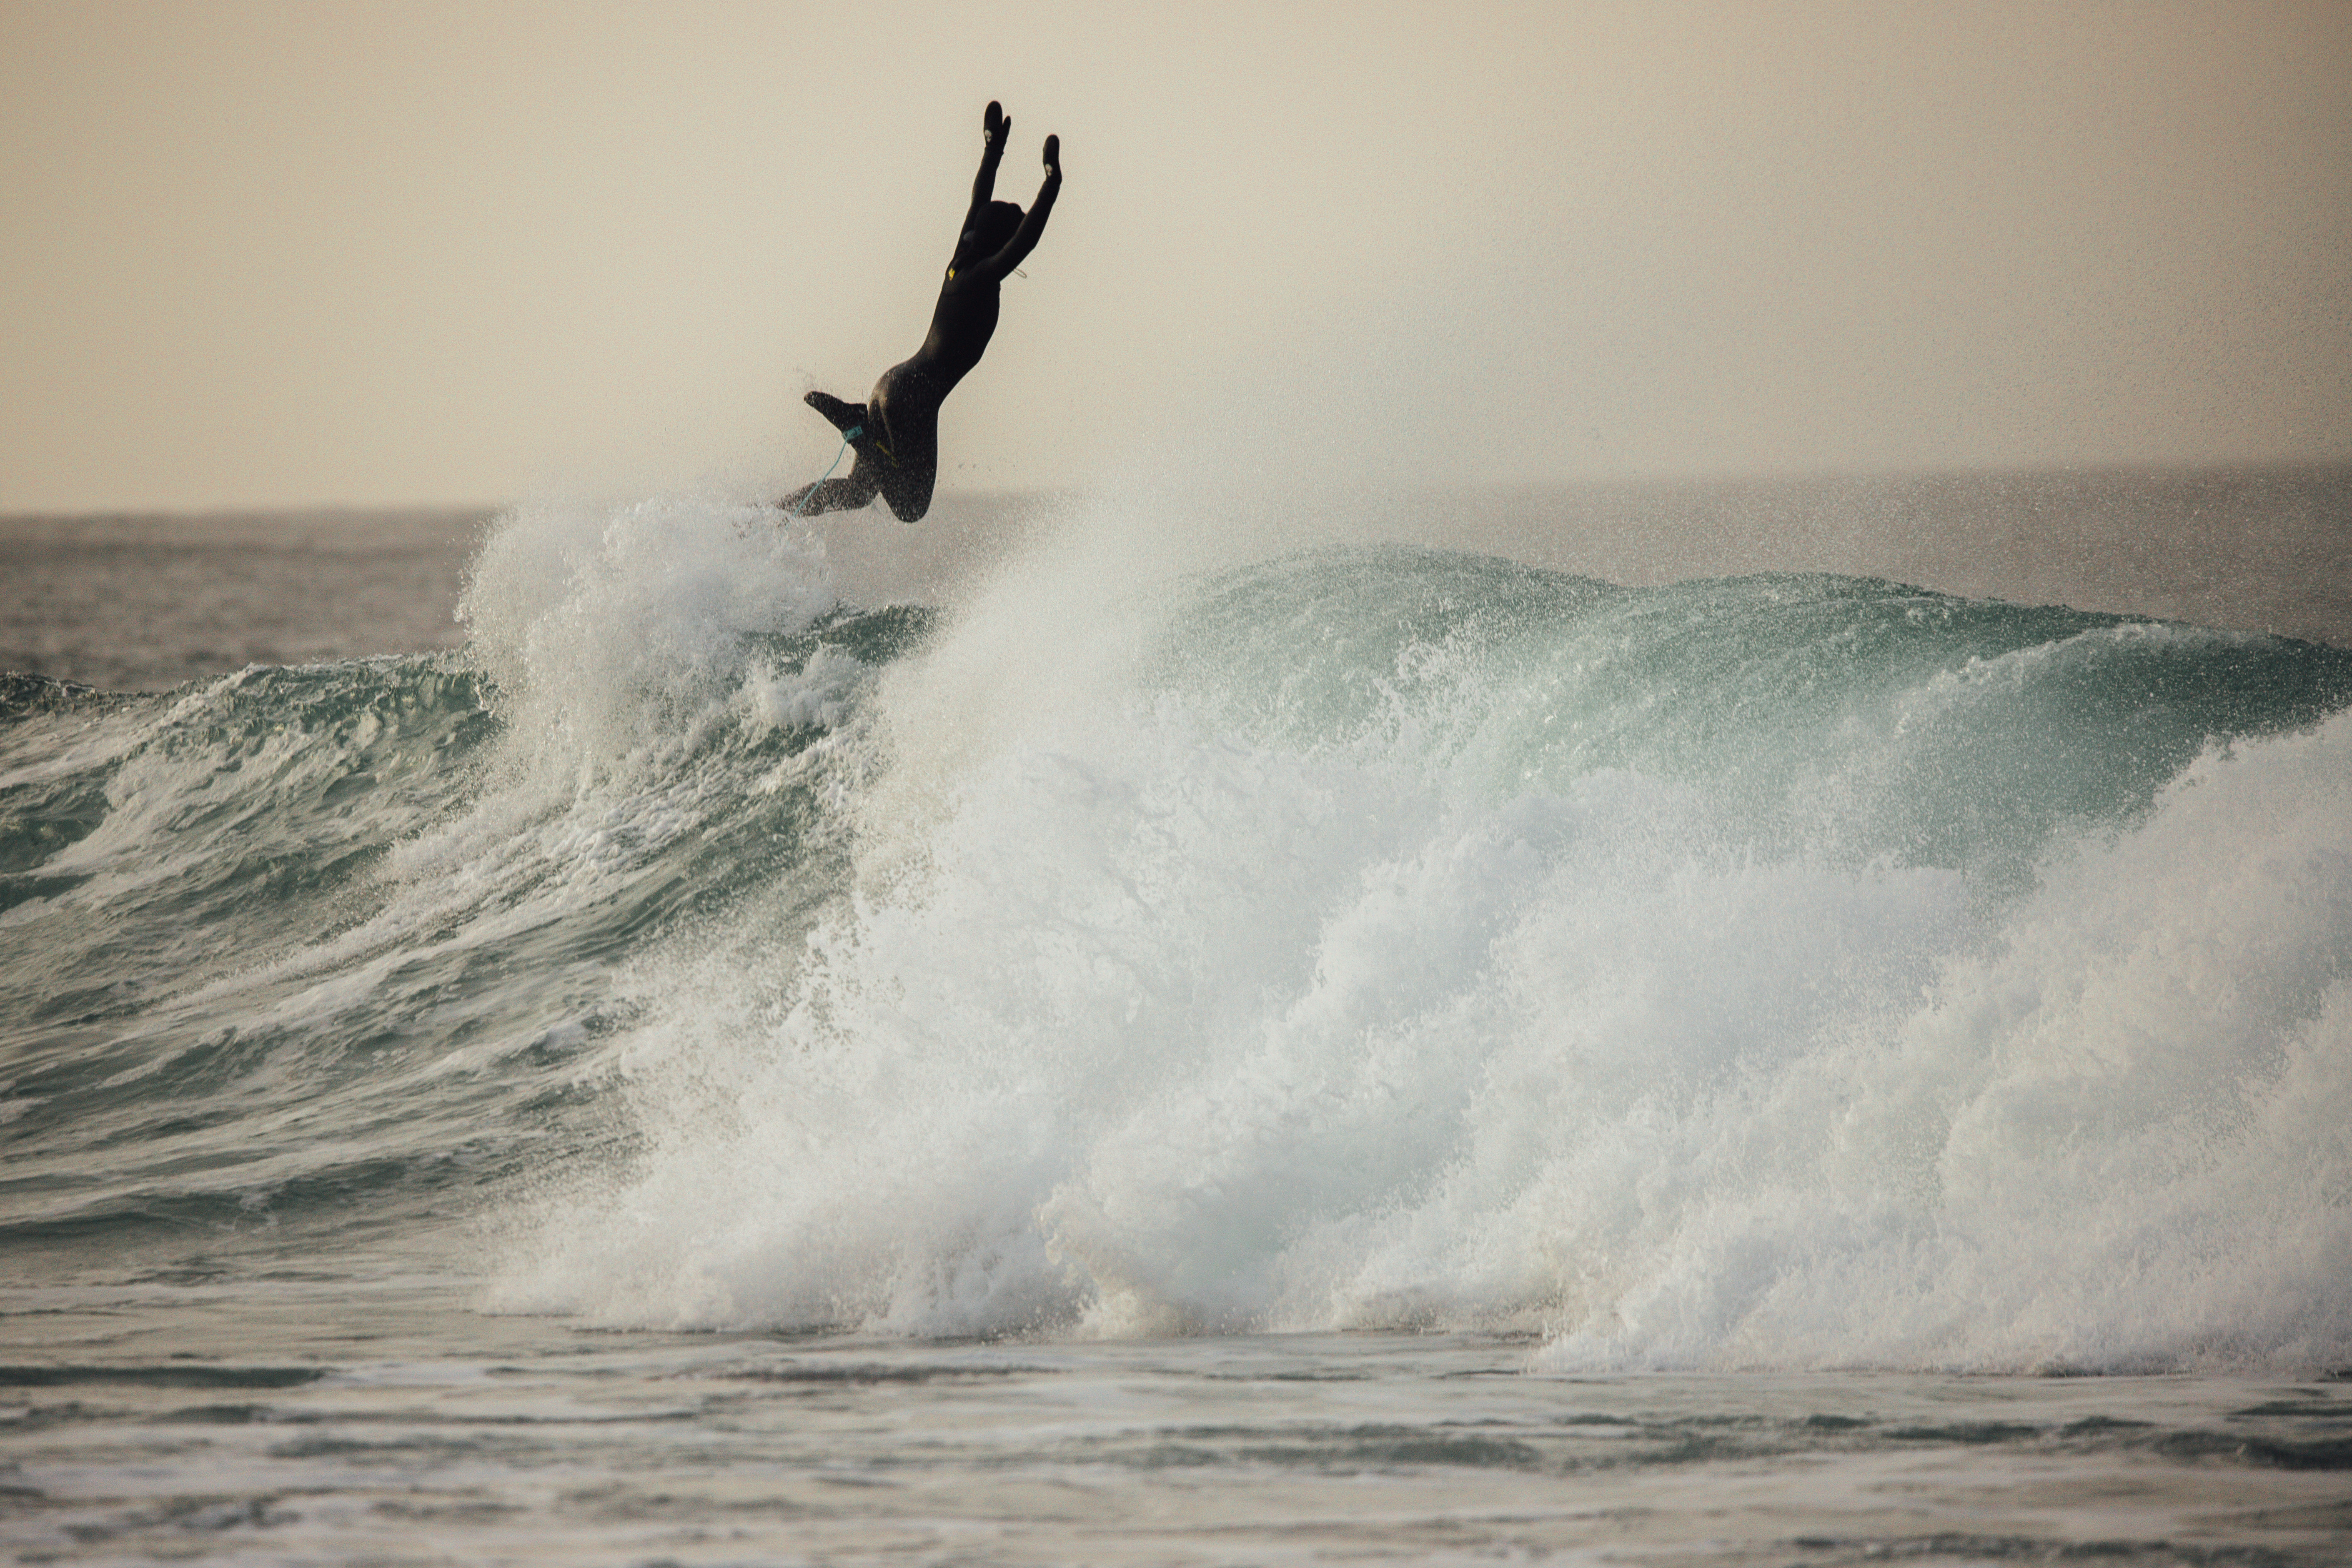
[{"x1": 787, "y1": 424, "x2": 863, "y2": 518}]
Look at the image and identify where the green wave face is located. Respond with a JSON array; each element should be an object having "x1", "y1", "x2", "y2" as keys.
[
  {"x1": 0, "y1": 589, "x2": 928, "y2": 1247},
  {"x1": 1153, "y1": 549, "x2": 2352, "y2": 887}
]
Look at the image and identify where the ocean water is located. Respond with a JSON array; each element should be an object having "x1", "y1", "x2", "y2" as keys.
[
  {"x1": 4, "y1": 481, "x2": 2352, "y2": 1563},
  {"x1": 0, "y1": 511, "x2": 486, "y2": 695}
]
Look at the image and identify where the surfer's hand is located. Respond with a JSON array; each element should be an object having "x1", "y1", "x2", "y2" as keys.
[
  {"x1": 984, "y1": 101, "x2": 1005, "y2": 148},
  {"x1": 1043, "y1": 134, "x2": 1060, "y2": 176}
]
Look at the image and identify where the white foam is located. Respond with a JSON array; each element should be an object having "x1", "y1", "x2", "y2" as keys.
[{"x1": 493, "y1": 514, "x2": 2352, "y2": 1373}]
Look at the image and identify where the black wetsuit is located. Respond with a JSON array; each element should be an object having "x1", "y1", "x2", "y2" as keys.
[{"x1": 786, "y1": 113, "x2": 1060, "y2": 523}]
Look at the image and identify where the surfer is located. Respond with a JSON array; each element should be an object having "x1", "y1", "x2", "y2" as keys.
[{"x1": 778, "y1": 100, "x2": 1061, "y2": 523}]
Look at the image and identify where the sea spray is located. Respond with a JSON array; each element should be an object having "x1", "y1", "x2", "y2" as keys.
[{"x1": 492, "y1": 531, "x2": 2352, "y2": 1371}]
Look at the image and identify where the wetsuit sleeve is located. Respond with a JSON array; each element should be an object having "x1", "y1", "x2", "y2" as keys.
[
  {"x1": 970, "y1": 157, "x2": 1060, "y2": 282},
  {"x1": 967, "y1": 103, "x2": 1007, "y2": 228}
]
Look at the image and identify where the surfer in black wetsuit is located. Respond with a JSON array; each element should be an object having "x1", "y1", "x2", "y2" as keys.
[{"x1": 779, "y1": 101, "x2": 1061, "y2": 523}]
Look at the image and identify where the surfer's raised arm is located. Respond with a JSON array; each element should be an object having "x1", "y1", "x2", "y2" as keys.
[{"x1": 968, "y1": 100, "x2": 1009, "y2": 222}]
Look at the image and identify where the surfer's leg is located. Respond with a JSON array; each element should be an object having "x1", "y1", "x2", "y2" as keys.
[
  {"x1": 854, "y1": 367, "x2": 939, "y2": 524},
  {"x1": 804, "y1": 389, "x2": 868, "y2": 436},
  {"x1": 875, "y1": 406, "x2": 939, "y2": 524},
  {"x1": 878, "y1": 470, "x2": 935, "y2": 524},
  {"x1": 777, "y1": 464, "x2": 881, "y2": 516},
  {"x1": 781, "y1": 388, "x2": 883, "y2": 514}
]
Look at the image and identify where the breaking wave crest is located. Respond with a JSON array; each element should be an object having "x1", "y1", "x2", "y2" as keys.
[{"x1": 476, "y1": 524, "x2": 2352, "y2": 1373}]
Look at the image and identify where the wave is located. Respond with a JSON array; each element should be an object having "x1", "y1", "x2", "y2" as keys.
[
  {"x1": 6, "y1": 493, "x2": 2349, "y2": 1371},
  {"x1": 481, "y1": 510, "x2": 2352, "y2": 1373}
]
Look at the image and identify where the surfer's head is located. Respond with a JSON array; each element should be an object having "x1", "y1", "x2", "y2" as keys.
[{"x1": 955, "y1": 201, "x2": 1025, "y2": 266}]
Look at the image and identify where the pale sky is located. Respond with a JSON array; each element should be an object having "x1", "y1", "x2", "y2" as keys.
[{"x1": 3, "y1": 0, "x2": 2347, "y2": 511}]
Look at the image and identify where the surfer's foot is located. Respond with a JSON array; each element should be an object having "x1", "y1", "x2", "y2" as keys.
[{"x1": 805, "y1": 390, "x2": 867, "y2": 436}]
